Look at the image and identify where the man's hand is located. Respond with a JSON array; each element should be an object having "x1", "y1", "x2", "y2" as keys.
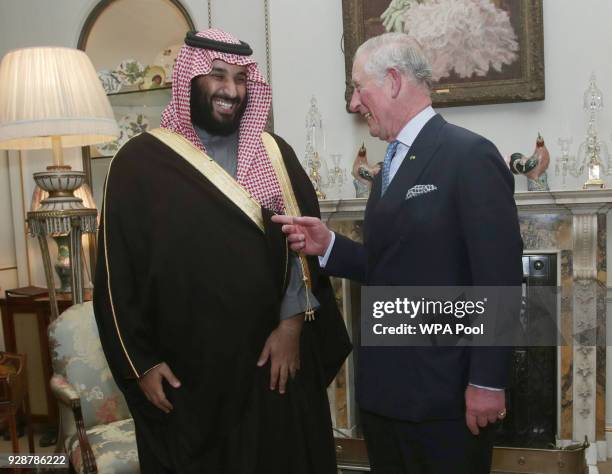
[
  {"x1": 465, "y1": 385, "x2": 506, "y2": 435},
  {"x1": 257, "y1": 315, "x2": 304, "y2": 394},
  {"x1": 270, "y1": 215, "x2": 332, "y2": 256},
  {"x1": 138, "y1": 362, "x2": 181, "y2": 414}
]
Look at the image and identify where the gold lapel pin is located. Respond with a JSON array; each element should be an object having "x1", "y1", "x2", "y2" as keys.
[{"x1": 409, "y1": 155, "x2": 416, "y2": 160}]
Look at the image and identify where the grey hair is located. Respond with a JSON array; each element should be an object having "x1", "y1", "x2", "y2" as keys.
[{"x1": 355, "y1": 33, "x2": 432, "y2": 89}]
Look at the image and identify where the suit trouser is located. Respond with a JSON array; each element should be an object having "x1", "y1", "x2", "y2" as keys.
[{"x1": 360, "y1": 410, "x2": 497, "y2": 474}]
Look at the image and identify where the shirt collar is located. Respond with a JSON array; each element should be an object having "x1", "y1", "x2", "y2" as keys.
[
  {"x1": 395, "y1": 105, "x2": 437, "y2": 149},
  {"x1": 193, "y1": 123, "x2": 239, "y2": 148}
]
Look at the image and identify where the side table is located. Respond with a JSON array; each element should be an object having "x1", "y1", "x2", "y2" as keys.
[{"x1": 0, "y1": 287, "x2": 92, "y2": 425}]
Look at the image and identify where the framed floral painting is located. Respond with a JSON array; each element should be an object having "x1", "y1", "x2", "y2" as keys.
[{"x1": 342, "y1": 0, "x2": 544, "y2": 108}]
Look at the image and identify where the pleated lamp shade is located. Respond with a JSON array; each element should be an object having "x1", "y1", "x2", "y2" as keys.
[{"x1": 0, "y1": 46, "x2": 119, "y2": 150}]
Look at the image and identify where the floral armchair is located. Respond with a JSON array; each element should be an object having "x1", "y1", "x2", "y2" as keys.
[{"x1": 49, "y1": 302, "x2": 139, "y2": 473}]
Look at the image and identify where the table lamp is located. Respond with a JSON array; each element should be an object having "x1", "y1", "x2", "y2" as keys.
[{"x1": 0, "y1": 46, "x2": 119, "y2": 320}]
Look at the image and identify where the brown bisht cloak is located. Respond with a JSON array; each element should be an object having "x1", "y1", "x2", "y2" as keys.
[{"x1": 93, "y1": 131, "x2": 351, "y2": 473}]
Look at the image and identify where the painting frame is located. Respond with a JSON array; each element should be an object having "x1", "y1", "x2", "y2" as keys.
[{"x1": 341, "y1": 0, "x2": 545, "y2": 109}]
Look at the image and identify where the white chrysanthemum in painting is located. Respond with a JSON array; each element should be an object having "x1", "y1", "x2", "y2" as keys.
[{"x1": 381, "y1": 0, "x2": 519, "y2": 81}]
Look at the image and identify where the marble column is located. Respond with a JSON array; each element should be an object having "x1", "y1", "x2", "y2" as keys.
[{"x1": 572, "y1": 210, "x2": 606, "y2": 473}]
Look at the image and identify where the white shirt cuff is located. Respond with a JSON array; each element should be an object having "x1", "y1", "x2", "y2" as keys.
[
  {"x1": 469, "y1": 383, "x2": 504, "y2": 391},
  {"x1": 317, "y1": 231, "x2": 336, "y2": 268}
]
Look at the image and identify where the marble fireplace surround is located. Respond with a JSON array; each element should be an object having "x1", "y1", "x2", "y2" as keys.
[{"x1": 321, "y1": 189, "x2": 612, "y2": 473}]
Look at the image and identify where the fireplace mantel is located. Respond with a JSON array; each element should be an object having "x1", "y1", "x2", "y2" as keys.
[
  {"x1": 319, "y1": 188, "x2": 612, "y2": 473},
  {"x1": 320, "y1": 189, "x2": 612, "y2": 221}
]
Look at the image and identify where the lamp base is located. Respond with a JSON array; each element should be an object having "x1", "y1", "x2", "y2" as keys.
[
  {"x1": 27, "y1": 208, "x2": 98, "y2": 236},
  {"x1": 26, "y1": 208, "x2": 99, "y2": 320},
  {"x1": 52, "y1": 235, "x2": 72, "y2": 293},
  {"x1": 33, "y1": 165, "x2": 87, "y2": 212}
]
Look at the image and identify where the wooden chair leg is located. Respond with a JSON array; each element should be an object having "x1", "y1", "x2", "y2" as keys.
[
  {"x1": 55, "y1": 412, "x2": 65, "y2": 454},
  {"x1": 7, "y1": 410, "x2": 19, "y2": 453},
  {"x1": 23, "y1": 395, "x2": 34, "y2": 453}
]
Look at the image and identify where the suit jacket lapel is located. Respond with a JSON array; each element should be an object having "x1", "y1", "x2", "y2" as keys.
[
  {"x1": 367, "y1": 114, "x2": 446, "y2": 256},
  {"x1": 382, "y1": 114, "x2": 446, "y2": 207}
]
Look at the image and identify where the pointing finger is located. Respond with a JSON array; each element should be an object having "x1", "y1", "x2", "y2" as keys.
[
  {"x1": 292, "y1": 216, "x2": 321, "y2": 226},
  {"x1": 271, "y1": 215, "x2": 294, "y2": 225}
]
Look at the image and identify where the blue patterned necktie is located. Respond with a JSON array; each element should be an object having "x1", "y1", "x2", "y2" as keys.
[{"x1": 381, "y1": 140, "x2": 400, "y2": 196}]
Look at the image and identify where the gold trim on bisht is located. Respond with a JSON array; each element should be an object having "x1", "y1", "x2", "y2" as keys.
[
  {"x1": 148, "y1": 127, "x2": 264, "y2": 232},
  {"x1": 102, "y1": 139, "x2": 143, "y2": 378},
  {"x1": 262, "y1": 132, "x2": 316, "y2": 322}
]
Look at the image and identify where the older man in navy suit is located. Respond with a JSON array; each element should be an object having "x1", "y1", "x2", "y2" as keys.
[{"x1": 273, "y1": 33, "x2": 523, "y2": 473}]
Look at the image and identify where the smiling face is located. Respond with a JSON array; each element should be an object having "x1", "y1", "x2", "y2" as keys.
[
  {"x1": 349, "y1": 52, "x2": 432, "y2": 143},
  {"x1": 190, "y1": 59, "x2": 248, "y2": 135},
  {"x1": 349, "y1": 54, "x2": 394, "y2": 141}
]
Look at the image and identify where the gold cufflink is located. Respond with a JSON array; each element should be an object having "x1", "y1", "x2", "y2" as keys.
[{"x1": 409, "y1": 155, "x2": 416, "y2": 160}]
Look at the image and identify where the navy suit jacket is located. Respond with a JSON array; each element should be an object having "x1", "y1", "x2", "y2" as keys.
[{"x1": 325, "y1": 114, "x2": 523, "y2": 421}]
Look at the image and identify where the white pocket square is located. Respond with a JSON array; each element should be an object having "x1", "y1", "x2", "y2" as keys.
[{"x1": 405, "y1": 184, "x2": 438, "y2": 200}]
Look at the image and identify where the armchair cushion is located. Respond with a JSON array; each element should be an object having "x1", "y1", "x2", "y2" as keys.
[
  {"x1": 66, "y1": 418, "x2": 138, "y2": 474},
  {"x1": 49, "y1": 302, "x2": 131, "y2": 427}
]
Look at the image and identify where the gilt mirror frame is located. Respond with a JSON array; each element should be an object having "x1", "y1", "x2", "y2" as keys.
[{"x1": 342, "y1": 0, "x2": 545, "y2": 109}]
